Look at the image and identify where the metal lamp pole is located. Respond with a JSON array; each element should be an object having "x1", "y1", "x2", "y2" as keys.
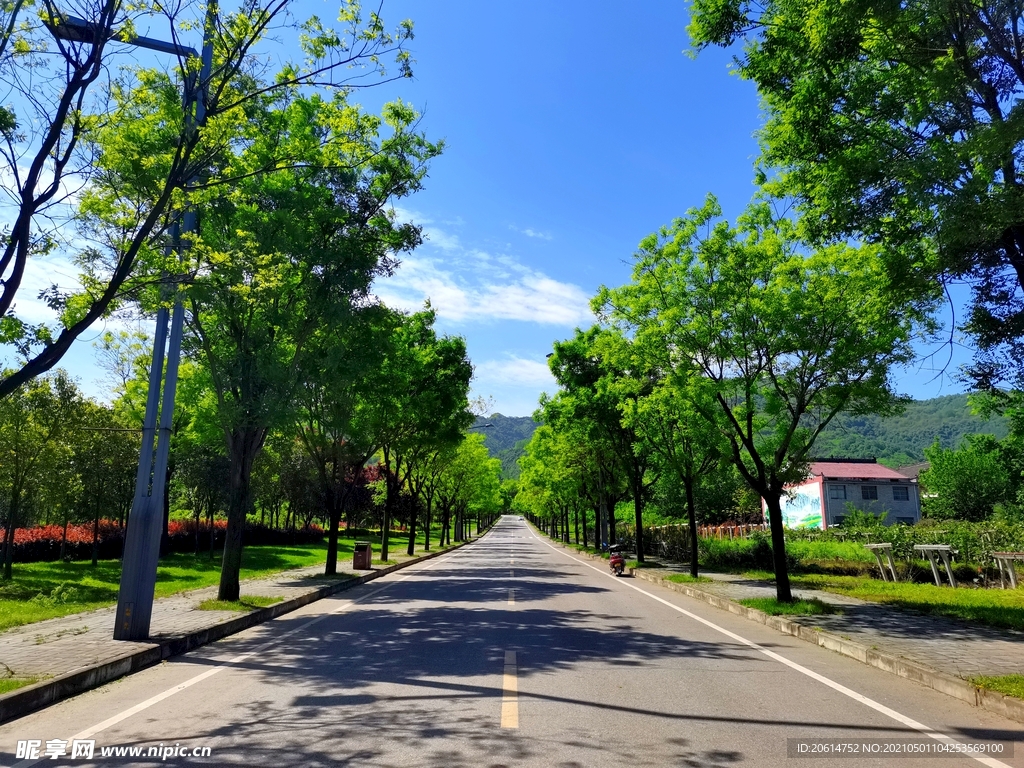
[{"x1": 46, "y1": 8, "x2": 215, "y2": 641}]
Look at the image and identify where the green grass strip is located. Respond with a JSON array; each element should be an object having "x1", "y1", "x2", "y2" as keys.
[
  {"x1": 666, "y1": 573, "x2": 713, "y2": 584},
  {"x1": 197, "y1": 596, "x2": 284, "y2": 612},
  {"x1": 0, "y1": 527, "x2": 450, "y2": 633},
  {"x1": 739, "y1": 597, "x2": 839, "y2": 615},
  {"x1": 972, "y1": 674, "x2": 1024, "y2": 700},
  {"x1": 781, "y1": 573, "x2": 1024, "y2": 632},
  {"x1": 0, "y1": 677, "x2": 41, "y2": 695}
]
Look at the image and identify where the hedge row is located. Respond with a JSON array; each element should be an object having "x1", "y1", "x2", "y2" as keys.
[
  {"x1": 784, "y1": 519, "x2": 1024, "y2": 564},
  {"x1": 0, "y1": 519, "x2": 325, "y2": 563}
]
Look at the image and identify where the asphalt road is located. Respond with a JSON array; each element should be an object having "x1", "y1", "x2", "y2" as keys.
[{"x1": 2, "y1": 515, "x2": 1022, "y2": 767}]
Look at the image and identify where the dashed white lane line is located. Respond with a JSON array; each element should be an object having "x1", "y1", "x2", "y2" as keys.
[
  {"x1": 526, "y1": 524, "x2": 1012, "y2": 768},
  {"x1": 501, "y1": 650, "x2": 519, "y2": 728},
  {"x1": 11, "y1": 548, "x2": 472, "y2": 768},
  {"x1": 508, "y1": 589, "x2": 515, "y2": 605}
]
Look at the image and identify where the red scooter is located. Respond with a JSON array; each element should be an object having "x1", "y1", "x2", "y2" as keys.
[{"x1": 609, "y1": 545, "x2": 626, "y2": 577}]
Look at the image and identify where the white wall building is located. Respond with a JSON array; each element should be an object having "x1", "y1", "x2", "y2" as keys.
[{"x1": 772, "y1": 458, "x2": 923, "y2": 529}]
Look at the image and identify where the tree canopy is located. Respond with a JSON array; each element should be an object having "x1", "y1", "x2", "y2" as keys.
[{"x1": 689, "y1": 0, "x2": 1024, "y2": 387}]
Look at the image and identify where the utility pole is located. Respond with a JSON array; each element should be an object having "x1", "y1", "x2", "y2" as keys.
[
  {"x1": 46, "y1": 4, "x2": 219, "y2": 641},
  {"x1": 112, "y1": 9, "x2": 216, "y2": 641}
]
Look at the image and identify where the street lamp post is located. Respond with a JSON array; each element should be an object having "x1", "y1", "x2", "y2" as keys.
[{"x1": 46, "y1": 9, "x2": 215, "y2": 641}]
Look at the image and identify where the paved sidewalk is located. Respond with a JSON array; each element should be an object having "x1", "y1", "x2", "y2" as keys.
[
  {"x1": 0, "y1": 546, "x2": 436, "y2": 685},
  {"x1": 682, "y1": 570, "x2": 1024, "y2": 681}
]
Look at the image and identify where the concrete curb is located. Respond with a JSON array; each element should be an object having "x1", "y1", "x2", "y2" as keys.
[
  {"x1": 0, "y1": 538, "x2": 475, "y2": 725},
  {"x1": 535, "y1": 532, "x2": 1024, "y2": 726}
]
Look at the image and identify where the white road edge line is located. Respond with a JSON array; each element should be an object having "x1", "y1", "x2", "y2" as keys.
[
  {"x1": 11, "y1": 545, "x2": 476, "y2": 768},
  {"x1": 526, "y1": 525, "x2": 1012, "y2": 768}
]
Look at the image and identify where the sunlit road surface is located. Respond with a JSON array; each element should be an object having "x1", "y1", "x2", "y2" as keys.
[{"x1": 2, "y1": 515, "x2": 1022, "y2": 767}]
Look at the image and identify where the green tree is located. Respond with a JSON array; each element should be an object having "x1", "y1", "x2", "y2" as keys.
[
  {"x1": 689, "y1": 0, "x2": 1024, "y2": 386},
  {"x1": 71, "y1": 401, "x2": 139, "y2": 564},
  {"x1": 0, "y1": 0, "x2": 415, "y2": 399},
  {"x1": 434, "y1": 433, "x2": 501, "y2": 544},
  {"x1": 295, "y1": 305, "x2": 394, "y2": 574},
  {"x1": 0, "y1": 370, "x2": 84, "y2": 578},
  {"x1": 544, "y1": 327, "x2": 657, "y2": 557},
  {"x1": 363, "y1": 309, "x2": 473, "y2": 559},
  {"x1": 174, "y1": 97, "x2": 437, "y2": 601},
  {"x1": 623, "y1": 377, "x2": 727, "y2": 577},
  {"x1": 598, "y1": 196, "x2": 926, "y2": 601},
  {"x1": 921, "y1": 435, "x2": 1011, "y2": 521}
]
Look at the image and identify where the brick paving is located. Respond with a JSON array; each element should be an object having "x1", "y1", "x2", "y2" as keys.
[
  {"x1": 655, "y1": 567, "x2": 1024, "y2": 680},
  {"x1": 0, "y1": 546, "x2": 430, "y2": 683}
]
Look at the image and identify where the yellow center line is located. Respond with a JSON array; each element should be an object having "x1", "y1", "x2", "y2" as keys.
[
  {"x1": 508, "y1": 588, "x2": 515, "y2": 605},
  {"x1": 501, "y1": 650, "x2": 518, "y2": 728}
]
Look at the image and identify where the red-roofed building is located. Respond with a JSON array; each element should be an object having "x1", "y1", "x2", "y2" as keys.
[{"x1": 772, "y1": 458, "x2": 922, "y2": 529}]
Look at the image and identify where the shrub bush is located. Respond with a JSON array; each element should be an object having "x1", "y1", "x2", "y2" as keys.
[{"x1": 0, "y1": 519, "x2": 325, "y2": 563}]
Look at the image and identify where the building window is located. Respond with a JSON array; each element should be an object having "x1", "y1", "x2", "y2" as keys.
[
  {"x1": 892, "y1": 485, "x2": 909, "y2": 501},
  {"x1": 861, "y1": 485, "x2": 878, "y2": 500},
  {"x1": 832, "y1": 515, "x2": 847, "y2": 527},
  {"x1": 828, "y1": 485, "x2": 846, "y2": 500},
  {"x1": 897, "y1": 516, "x2": 914, "y2": 525}
]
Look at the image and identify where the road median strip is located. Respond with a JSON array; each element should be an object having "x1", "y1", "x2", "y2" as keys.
[{"x1": 0, "y1": 539, "x2": 477, "y2": 726}]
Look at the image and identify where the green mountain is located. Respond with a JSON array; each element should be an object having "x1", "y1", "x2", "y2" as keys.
[
  {"x1": 471, "y1": 394, "x2": 1005, "y2": 477},
  {"x1": 816, "y1": 393, "x2": 1008, "y2": 465},
  {"x1": 474, "y1": 414, "x2": 540, "y2": 480}
]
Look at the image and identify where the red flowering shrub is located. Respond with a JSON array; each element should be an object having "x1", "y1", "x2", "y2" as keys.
[{"x1": 0, "y1": 518, "x2": 325, "y2": 563}]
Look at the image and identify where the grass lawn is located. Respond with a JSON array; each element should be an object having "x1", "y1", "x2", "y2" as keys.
[
  {"x1": 972, "y1": 675, "x2": 1024, "y2": 700},
  {"x1": 665, "y1": 573, "x2": 713, "y2": 584},
  {"x1": 746, "y1": 571, "x2": 1024, "y2": 632},
  {"x1": 739, "y1": 597, "x2": 839, "y2": 616},
  {"x1": 197, "y1": 596, "x2": 283, "y2": 611},
  {"x1": 628, "y1": 560, "x2": 665, "y2": 569},
  {"x1": 0, "y1": 526, "x2": 450, "y2": 633},
  {"x1": 0, "y1": 676, "x2": 41, "y2": 695}
]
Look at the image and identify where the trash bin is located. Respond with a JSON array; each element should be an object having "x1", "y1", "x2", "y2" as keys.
[{"x1": 353, "y1": 542, "x2": 372, "y2": 570}]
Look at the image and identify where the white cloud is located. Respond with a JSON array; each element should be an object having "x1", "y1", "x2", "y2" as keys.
[
  {"x1": 509, "y1": 224, "x2": 553, "y2": 241},
  {"x1": 376, "y1": 209, "x2": 589, "y2": 325},
  {"x1": 474, "y1": 356, "x2": 555, "y2": 387},
  {"x1": 374, "y1": 254, "x2": 593, "y2": 325}
]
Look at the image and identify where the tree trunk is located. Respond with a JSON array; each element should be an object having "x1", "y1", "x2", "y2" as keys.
[
  {"x1": 194, "y1": 504, "x2": 202, "y2": 555},
  {"x1": 160, "y1": 461, "x2": 172, "y2": 557},
  {"x1": 633, "y1": 474, "x2": 645, "y2": 562},
  {"x1": 60, "y1": 517, "x2": 69, "y2": 561},
  {"x1": 91, "y1": 507, "x2": 99, "y2": 566},
  {"x1": 424, "y1": 496, "x2": 432, "y2": 551},
  {"x1": 582, "y1": 507, "x2": 589, "y2": 548},
  {"x1": 685, "y1": 478, "x2": 699, "y2": 578},
  {"x1": 764, "y1": 493, "x2": 793, "y2": 602},
  {"x1": 3, "y1": 488, "x2": 22, "y2": 580},
  {"x1": 209, "y1": 507, "x2": 215, "y2": 560},
  {"x1": 325, "y1": 485, "x2": 342, "y2": 576},
  {"x1": 406, "y1": 496, "x2": 418, "y2": 556},
  {"x1": 218, "y1": 428, "x2": 263, "y2": 601},
  {"x1": 381, "y1": 450, "x2": 394, "y2": 561}
]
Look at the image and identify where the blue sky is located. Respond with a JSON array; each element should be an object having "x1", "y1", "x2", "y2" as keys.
[
  {"x1": 6, "y1": 0, "x2": 976, "y2": 415},
  {"x1": 357, "y1": 0, "x2": 974, "y2": 415}
]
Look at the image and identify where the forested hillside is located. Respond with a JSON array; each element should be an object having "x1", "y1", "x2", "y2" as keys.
[
  {"x1": 474, "y1": 414, "x2": 540, "y2": 479},
  {"x1": 816, "y1": 394, "x2": 1008, "y2": 465},
  {"x1": 489, "y1": 395, "x2": 1007, "y2": 474}
]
